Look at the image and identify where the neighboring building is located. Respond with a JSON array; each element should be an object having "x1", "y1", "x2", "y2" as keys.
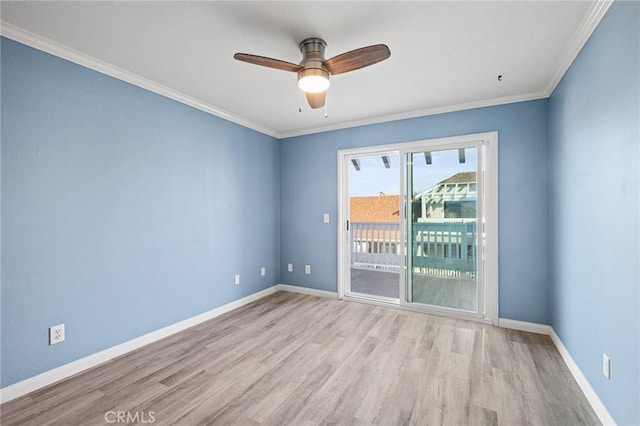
[
  {"x1": 349, "y1": 194, "x2": 400, "y2": 269},
  {"x1": 349, "y1": 194, "x2": 399, "y2": 223},
  {"x1": 348, "y1": 182, "x2": 478, "y2": 273},
  {"x1": 414, "y1": 171, "x2": 477, "y2": 222}
]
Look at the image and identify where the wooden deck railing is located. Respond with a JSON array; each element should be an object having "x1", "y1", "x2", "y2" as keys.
[{"x1": 350, "y1": 220, "x2": 477, "y2": 277}]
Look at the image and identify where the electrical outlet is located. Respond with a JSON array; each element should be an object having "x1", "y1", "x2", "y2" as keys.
[
  {"x1": 287, "y1": 263, "x2": 293, "y2": 272},
  {"x1": 260, "y1": 267, "x2": 266, "y2": 276},
  {"x1": 323, "y1": 213, "x2": 330, "y2": 223},
  {"x1": 49, "y1": 324, "x2": 65, "y2": 345},
  {"x1": 234, "y1": 274, "x2": 240, "y2": 285},
  {"x1": 603, "y1": 354, "x2": 611, "y2": 379},
  {"x1": 305, "y1": 264, "x2": 311, "y2": 275}
]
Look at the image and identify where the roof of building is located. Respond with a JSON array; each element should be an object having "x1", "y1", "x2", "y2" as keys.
[
  {"x1": 350, "y1": 195, "x2": 400, "y2": 223},
  {"x1": 415, "y1": 171, "x2": 477, "y2": 203},
  {"x1": 437, "y1": 171, "x2": 476, "y2": 185}
]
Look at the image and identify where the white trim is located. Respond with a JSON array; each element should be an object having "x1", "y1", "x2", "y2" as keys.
[
  {"x1": 0, "y1": 22, "x2": 279, "y2": 138},
  {"x1": 0, "y1": 278, "x2": 617, "y2": 426},
  {"x1": 484, "y1": 134, "x2": 500, "y2": 325},
  {"x1": 498, "y1": 318, "x2": 551, "y2": 335},
  {"x1": 544, "y1": 0, "x2": 614, "y2": 96},
  {"x1": 0, "y1": 285, "x2": 282, "y2": 404},
  {"x1": 0, "y1": 23, "x2": 546, "y2": 141},
  {"x1": 336, "y1": 132, "x2": 499, "y2": 325},
  {"x1": 497, "y1": 320, "x2": 616, "y2": 425},
  {"x1": 0, "y1": 284, "x2": 337, "y2": 403},
  {"x1": 549, "y1": 328, "x2": 617, "y2": 426},
  {"x1": 1, "y1": 1, "x2": 611, "y2": 140},
  {"x1": 336, "y1": 132, "x2": 498, "y2": 161},
  {"x1": 337, "y1": 151, "x2": 347, "y2": 300},
  {"x1": 280, "y1": 92, "x2": 546, "y2": 139},
  {"x1": 498, "y1": 319, "x2": 617, "y2": 425},
  {"x1": 276, "y1": 284, "x2": 338, "y2": 299}
]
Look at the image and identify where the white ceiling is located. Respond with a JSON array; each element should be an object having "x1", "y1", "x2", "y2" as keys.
[{"x1": 1, "y1": 1, "x2": 608, "y2": 138}]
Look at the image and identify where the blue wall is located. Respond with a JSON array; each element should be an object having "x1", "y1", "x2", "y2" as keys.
[
  {"x1": 1, "y1": 38, "x2": 281, "y2": 387},
  {"x1": 2, "y1": 3, "x2": 638, "y2": 421},
  {"x1": 280, "y1": 100, "x2": 550, "y2": 324},
  {"x1": 548, "y1": 2, "x2": 639, "y2": 425}
]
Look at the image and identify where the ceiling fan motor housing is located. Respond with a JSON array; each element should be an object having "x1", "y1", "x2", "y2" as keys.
[{"x1": 297, "y1": 38, "x2": 330, "y2": 90}]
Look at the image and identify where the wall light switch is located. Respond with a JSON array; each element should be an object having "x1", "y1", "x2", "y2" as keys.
[
  {"x1": 323, "y1": 213, "x2": 330, "y2": 223},
  {"x1": 603, "y1": 354, "x2": 611, "y2": 379},
  {"x1": 287, "y1": 263, "x2": 293, "y2": 272},
  {"x1": 305, "y1": 265, "x2": 311, "y2": 275},
  {"x1": 260, "y1": 267, "x2": 266, "y2": 276},
  {"x1": 234, "y1": 274, "x2": 240, "y2": 285}
]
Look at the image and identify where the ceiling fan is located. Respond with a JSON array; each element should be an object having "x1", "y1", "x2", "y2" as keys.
[{"x1": 234, "y1": 38, "x2": 391, "y2": 109}]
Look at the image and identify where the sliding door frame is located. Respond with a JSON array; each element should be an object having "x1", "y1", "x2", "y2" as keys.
[
  {"x1": 337, "y1": 131, "x2": 499, "y2": 325},
  {"x1": 338, "y1": 148, "x2": 404, "y2": 305}
]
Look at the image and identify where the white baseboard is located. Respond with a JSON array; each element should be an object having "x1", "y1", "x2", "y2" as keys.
[
  {"x1": 0, "y1": 284, "x2": 616, "y2": 426},
  {"x1": 498, "y1": 318, "x2": 551, "y2": 335},
  {"x1": 0, "y1": 285, "x2": 281, "y2": 404},
  {"x1": 0, "y1": 284, "x2": 335, "y2": 403},
  {"x1": 275, "y1": 284, "x2": 338, "y2": 299},
  {"x1": 495, "y1": 318, "x2": 615, "y2": 424},
  {"x1": 549, "y1": 328, "x2": 616, "y2": 426}
]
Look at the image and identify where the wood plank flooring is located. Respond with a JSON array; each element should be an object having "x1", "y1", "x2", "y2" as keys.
[{"x1": 1, "y1": 292, "x2": 599, "y2": 425}]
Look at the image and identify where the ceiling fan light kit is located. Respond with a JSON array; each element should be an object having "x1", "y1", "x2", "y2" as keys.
[
  {"x1": 234, "y1": 37, "x2": 390, "y2": 110},
  {"x1": 297, "y1": 69, "x2": 330, "y2": 93}
]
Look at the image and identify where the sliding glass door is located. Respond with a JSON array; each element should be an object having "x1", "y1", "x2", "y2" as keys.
[
  {"x1": 338, "y1": 133, "x2": 497, "y2": 323},
  {"x1": 406, "y1": 146, "x2": 482, "y2": 313},
  {"x1": 346, "y1": 152, "x2": 401, "y2": 302}
]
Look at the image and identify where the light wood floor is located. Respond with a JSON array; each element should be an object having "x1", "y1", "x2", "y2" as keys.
[{"x1": 1, "y1": 292, "x2": 599, "y2": 425}]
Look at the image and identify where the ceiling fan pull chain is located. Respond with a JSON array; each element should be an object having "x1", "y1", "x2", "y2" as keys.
[
  {"x1": 298, "y1": 89, "x2": 303, "y2": 113},
  {"x1": 324, "y1": 93, "x2": 329, "y2": 118}
]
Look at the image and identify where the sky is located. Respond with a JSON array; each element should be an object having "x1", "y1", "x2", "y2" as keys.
[{"x1": 349, "y1": 147, "x2": 477, "y2": 196}]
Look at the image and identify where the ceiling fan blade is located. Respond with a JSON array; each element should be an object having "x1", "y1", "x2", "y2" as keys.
[
  {"x1": 306, "y1": 91, "x2": 326, "y2": 109},
  {"x1": 233, "y1": 53, "x2": 303, "y2": 73},
  {"x1": 324, "y1": 44, "x2": 391, "y2": 75}
]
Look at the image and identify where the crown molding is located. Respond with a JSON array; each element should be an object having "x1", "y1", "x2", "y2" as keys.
[
  {"x1": 280, "y1": 0, "x2": 613, "y2": 140},
  {"x1": 544, "y1": 0, "x2": 613, "y2": 96},
  {"x1": 0, "y1": 24, "x2": 547, "y2": 141},
  {"x1": 279, "y1": 90, "x2": 548, "y2": 139},
  {"x1": 2, "y1": 0, "x2": 612, "y2": 141},
  {"x1": 0, "y1": 22, "x2": 279, "y2": 138}
]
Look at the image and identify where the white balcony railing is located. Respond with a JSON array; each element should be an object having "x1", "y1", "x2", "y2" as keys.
[
  {"x1": 350, "y1": 220, "x2": 477, "y2": 277},
  {"x1": 351, "y1": 222, "x2": 401, "y2": 272}
]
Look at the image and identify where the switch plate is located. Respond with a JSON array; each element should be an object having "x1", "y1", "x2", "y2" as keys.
[
  {"x1": 287, "y1": 263, "x2": 293, "y2": 272},
  {"x1": 323, "y1": 213, "x2": 330, "y2": 223},
  {"x1": 234, "y1": 274, "x2": 240, "y2": 285},
  {"x1": 260, "y1": 267, "x2": 266, "y2": 276},
  {"x1": 305, "y1": 265, "x2": 311, "y2": 275},
  {"x1": 49, "y1": 324, "x2": 65, "y2": 345},
  {"x1": 603, "y1": 354, "x2": 611, "y2": 379}
]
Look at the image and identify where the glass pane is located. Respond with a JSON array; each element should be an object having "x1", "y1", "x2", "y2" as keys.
[
  {"x1": 348, "y1": 153, "x2": 400, "y2": 300},
  {"x1": 407, "y1": 147, "x2": 478, "y2": 311}
]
